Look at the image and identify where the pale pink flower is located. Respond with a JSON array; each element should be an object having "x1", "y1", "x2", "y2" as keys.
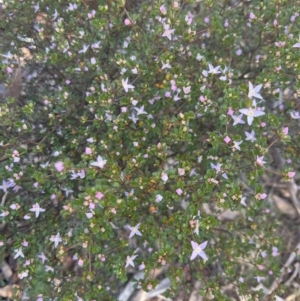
[
  {"x1": 176, "y1": 188, "x2": 183, "y2": 195},
  {"x1": 249, "y1": 12, "x2": 256, "y2": 19},
  {"x1": 260, "y1": 193, "x2": 267, "y2": 200},
  {"x1": 22, "y1": 240, "x2": 29, "y2": 247},
  {"x1": 160, "y1": 5, "x2": 167, "y2": 15},
  {"x1": 282, "y1": 127, "x2": 288, "y2": 135},
  {"x1": 54, "y1": 161, "x2": 64, "y2": 172},
  {"x1": 85, "y1": 147, "x2": 92, "y2": 155},
  {"x1": 272, "y1": 247, "x2": 279, "y2": 257},
  {"x1": 173, "y1": 2, "x2": 179, "y2": 8},
  {"x1": 124, "y1": 19, "x2": 131, "y2": 26},
  {"x1": 227, "y1": 108, "x2": 234, "y2": 115},
  {"x1": 224, "y1": 136, "x2": 231, "y2": 144},
  {"x1": 161, "y1": 172, "x2": 168, "y2": 182},
  {"x1": 178, "y1": 168, "x2": 185, "y2": 176},
  {"x1": 95, "y1": 192, "x2": 104, "y2": 200}
]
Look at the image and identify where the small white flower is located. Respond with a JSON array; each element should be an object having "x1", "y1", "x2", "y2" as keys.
[
  {"x1": 128, "y1": 223, "x2": 142, "y2": 238},
  {"x1": 128, "y1": 113, "x2": 139, "y2": 123},
  {"x1": 290, "y1": 110, "x2": 300, "y2": 119},
  {"x1": 122, "y1": 78, "x2": 135, "y2": 93},
  {"x1": 19, "y1": 270, "x2": 28, "y2": 279},
  {"x1": 248, "y1": 82, "x2": 263, "y2": 99},
  {"x1": 196, "y1": 53, "x2": 204, "y2": 61},
  {"x1": 125, "y1": 254, "x2": 137, "y2": 268},
  {"x1": 134, "y1": 105, "x2": 147, "y2": 115},
  {"x1": 29, "y1": 203, "x2": 45, "y2": 218},
  {"x1": 90, "y1": 156, "x2": 107, "y2": 168},
  {"x1": 239, "y1": 107, "x2": 265, "y2": 126},
  {"x1": 155, "y1": 194, "x2": 163, "y2": 202},
  {"x1": 86, "y1": 212, "x2": 93, "y2": 219},
  {"x1": 161, "y1": 172, "x2": 168, "y2": 182},
  {"x1": 78, "y1": 44, "x2": 89, "y2": 54},
  {"x1": 50, "y1": 232, "x2": 62, "y2": 248},
  {"x1": 14, "y1": 248, "x2": 24, "y2": 259},
  {"x1": 208, "y1": 64, "x2": 221, "y2": 74},
  {"x1": 190, "y1": 241, "x2": 208, "y2": 261},
  {"x1": 162, "y1": 24, "x2": 175, "y2": 40}
]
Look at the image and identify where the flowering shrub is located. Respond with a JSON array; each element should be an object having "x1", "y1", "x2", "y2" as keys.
[{"x1": 0, "y1": 0, "x2": 300, "y2": 300}]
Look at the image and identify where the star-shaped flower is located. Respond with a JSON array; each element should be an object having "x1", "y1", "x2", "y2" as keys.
[
  {"x1": 33, "y1": 2, "x2": 40, "y2": 13},
  {"x1": 78, "y1": 44, "x2": 89, "y2": 54},
  {"x1": 38, "y1": 252, "x2": 48, "y2": 264},
  {"x1": 232, "y1": 114, "x2": 245, "y2": 126},
  {"x1": 14, "y1": 247, "x2": 24, "y2": 259},
  {"x1": 190, "y1": 241, "x2": 208, "y2": 261},
  {"x1": 210, "y1": 163, "x2": 222, "y2": 173},
  {"x1": 0, "y1": 51, "x2": 13, "y2": 59},
  {"x1": 122, "y1": 78, "x2": 135, "y2": 93},
  {"x1": 125, "y1": 189, "x2": 134, "y2": 198},
  {"x1": 162, "y1": 61, "x2": 171, "y2": 69},
  {"x1": 290, "y1": 110, "x2": 300, "y2": 119},
  {"x1": 245, "y1": 130, "x2": 257, "y2": 142},
  {"x1": 128, "y1": 223, "x2": 142, "y2": 238},
  {"x1": 208, "y1": 64, "x2": 221, "y2": 74},
  {"x1": 0, "y1": 180, "x2": 8, "y2": 193},
  {"x1": 62, "y1": 187, "x2": 74, "y2": 197},
  {"x1": 256, "y1": 156, "x2": 266, "y2": 166},
  {"x1": 255, "y1": 276, "x2": 265, "y2": 283},
  {"x1": 50, "y1": 232, "x2": 62, "y2": 248},
  {"x1": 29, "y1": 203, "x2": 45, "y2": 218},
  {"x1": 128, "y1": 113, "x2": 139, "y2": 123},
  {"x1": 125, "y1": 254, "x2": 137, "y2": 268},
  {"x1": 248, "y1": 82, "x2": 263, "y2": 99},
  {"x1": 162, "y1": 24, "x2": 175, "y2": 40},
  {"x1": 232, "y1": 140, "x2": 243, "y2": 151},
  {"x1": 45, "y1": 266, "x2": 54, "y2": 272},
  {"x1": 40, "y1": 161, "x2": 49, "y2": 168},
  {"x1": 134, "y1": 105, "x2": 147, "y2": 115},
  {"x1": 52, "y1": 9, "x2": 58, "y2": 20},
  {"x1": 90, "y1": 156, "x2": 107, "y2": 168},
  {"x1": 70, "y1": 170, "x2": 78, "y2": 180},
  {"x1": 67, "y1": 3, "x2": 78, "y2": 11},
  {"x1": 239, "y1": 107, "x2": 265, "y2": 126}
]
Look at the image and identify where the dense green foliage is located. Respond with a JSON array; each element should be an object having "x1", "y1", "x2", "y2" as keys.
[{"x1": 0, "y1": 0, "x2": 300, "y2": 299}]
